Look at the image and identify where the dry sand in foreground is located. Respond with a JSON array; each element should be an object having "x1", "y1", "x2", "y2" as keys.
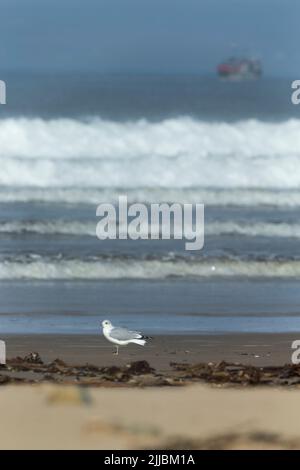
[{"x1": 0, "y1": 383, "x2": 300, "y2": 450}]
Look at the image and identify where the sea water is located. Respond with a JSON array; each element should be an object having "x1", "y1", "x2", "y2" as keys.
[{"x1": 0, "y1": 74, "x2": 300, "y2": 334}]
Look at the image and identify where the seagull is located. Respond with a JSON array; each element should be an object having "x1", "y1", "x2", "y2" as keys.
[{"x1": 102, "y1": 319, "x2": 151, "y2": 355}]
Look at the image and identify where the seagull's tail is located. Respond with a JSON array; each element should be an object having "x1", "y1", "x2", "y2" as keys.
[{"x1": 131, "y1": 339, "x2": 146, "y2": 346}]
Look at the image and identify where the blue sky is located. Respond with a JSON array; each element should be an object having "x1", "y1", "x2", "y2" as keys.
[{"x1": 0, "y1": 0, "x2": 298, "y2": 76}]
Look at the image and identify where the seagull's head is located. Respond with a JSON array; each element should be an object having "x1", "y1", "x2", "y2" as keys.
[{"x1": 102, "y1": 319, "x2": 112, "y2": 329}]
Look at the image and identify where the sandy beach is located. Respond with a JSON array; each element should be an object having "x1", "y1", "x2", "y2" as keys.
[{"x1": 1, "y1": 381, "x2": 300, "y2": 449}]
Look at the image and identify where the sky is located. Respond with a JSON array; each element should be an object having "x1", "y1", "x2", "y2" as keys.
[{"x1": 0, "y1": 0, "x2": 299, "y2": 76}]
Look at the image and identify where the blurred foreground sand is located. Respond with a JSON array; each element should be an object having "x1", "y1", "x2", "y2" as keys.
[{"x1": 1, "y1": 384, "x2": 300, "y2": 449}]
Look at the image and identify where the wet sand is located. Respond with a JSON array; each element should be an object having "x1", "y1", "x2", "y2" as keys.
[{"x1": 2, "y1": 332, "x2": 298, "y2": 369}]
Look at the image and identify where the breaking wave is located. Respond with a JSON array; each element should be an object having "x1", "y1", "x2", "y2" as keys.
[
  {"x1": 0, "y1": 117, "x2": 300, "y2": 189},
  {"x1": 1, "y1": 255, "x2": 300, "y2": 280},
  {"x1": 1, "y1": 220, "x2": 300, "y2": 239},
  {"x1": 1, "y1": 188, "x2": 300, "y2": 207}
]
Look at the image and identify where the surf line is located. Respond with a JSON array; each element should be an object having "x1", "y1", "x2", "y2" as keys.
[{"x1": 0, "y1": 80, "x2": 6, "y2": 104}]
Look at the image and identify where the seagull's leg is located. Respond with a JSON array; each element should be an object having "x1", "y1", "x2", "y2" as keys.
[{"x1": 113, "y1": 345, "x2": 119, "y2": 355}]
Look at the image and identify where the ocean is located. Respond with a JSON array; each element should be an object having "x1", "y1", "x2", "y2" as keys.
[{"x1": 1, "y1": 73, "x2": 300, "y2": 334}]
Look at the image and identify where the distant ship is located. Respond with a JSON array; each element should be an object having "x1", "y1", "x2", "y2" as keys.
[{"x1": 217, "y1": 57, "x2": 262, "y2": 80}]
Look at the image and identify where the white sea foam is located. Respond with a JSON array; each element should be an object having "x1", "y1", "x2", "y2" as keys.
[
  {"x1": 1, "y1": 220, "x2": 300, "y2": 239},
  {"x1": 206, "y1": 222, "x2": 300, "y2": 238},
  {"x1": 0, "y1": 117, "x2": 300, "y2": 189},
  {"x1": 0, "y1": 187, "x2": 300, "y2": 207},
  {"x1": 0, "y1": 257, "x2": 300, "y2": 280}
]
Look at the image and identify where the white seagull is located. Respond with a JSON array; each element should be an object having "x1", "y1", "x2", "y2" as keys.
[{"x1": 102, "y1": 319, "x2": 151, "y2": 355}]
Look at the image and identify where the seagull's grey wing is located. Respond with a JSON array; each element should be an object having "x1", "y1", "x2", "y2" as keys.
[{"x1": 109, "y1": 327, "x2": 142, "y2": 341}]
